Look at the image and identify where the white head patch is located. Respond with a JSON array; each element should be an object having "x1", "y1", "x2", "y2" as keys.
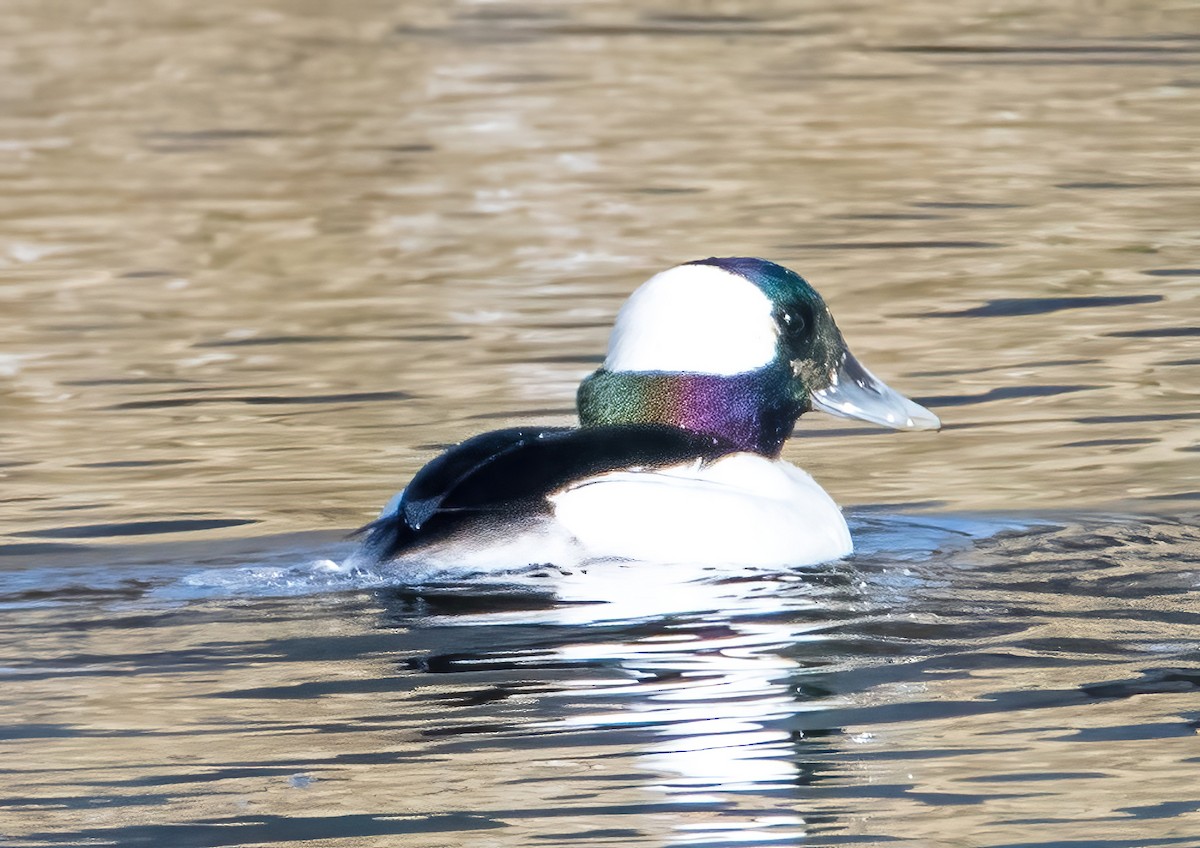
[{"x1": 604, "y1": 264, "x2": 779, "y2": 376}]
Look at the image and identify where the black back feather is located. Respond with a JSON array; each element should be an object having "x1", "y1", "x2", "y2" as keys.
[{"x1": 354, "y1": 424, "x2": 740, "y2": 562}]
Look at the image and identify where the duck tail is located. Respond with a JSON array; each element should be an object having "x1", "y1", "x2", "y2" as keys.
[{"x1": 346, "y1": 514, "x2": 415, "y2": 564}]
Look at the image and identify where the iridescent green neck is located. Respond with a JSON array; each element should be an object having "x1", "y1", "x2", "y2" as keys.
[{"x1": 576, "y1": 365, "x2": 802, "y2": 457}]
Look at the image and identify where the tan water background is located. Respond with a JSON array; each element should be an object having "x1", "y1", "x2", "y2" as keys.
[{"x1": 2, "y1": 0, "x2": 1197, "y2": 547}]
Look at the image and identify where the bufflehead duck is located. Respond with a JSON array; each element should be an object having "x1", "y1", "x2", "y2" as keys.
[{"x1": 353, "y1": 257, "x2": 939, "y2": 574}]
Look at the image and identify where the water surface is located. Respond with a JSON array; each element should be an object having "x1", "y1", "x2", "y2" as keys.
[{"x1": 1, "y1": 0, "x2": 1198, "y2": 845}]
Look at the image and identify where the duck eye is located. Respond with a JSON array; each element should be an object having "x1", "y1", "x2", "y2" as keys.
[
  {"x1": 778, "y1": 307, "x2": 807, "y2": 334},
  {"x1": 777, "y1": 309, "x2": 800, "y2": 331}
]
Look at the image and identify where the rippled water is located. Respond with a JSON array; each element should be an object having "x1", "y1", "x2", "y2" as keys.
[{"x1": 2, "y1": 0, "x2": 1198, "y2": 845}]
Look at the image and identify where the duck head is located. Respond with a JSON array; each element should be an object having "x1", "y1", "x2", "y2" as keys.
[{"x1": 577, "y1": 257, "x2": 940, "y2": 456}]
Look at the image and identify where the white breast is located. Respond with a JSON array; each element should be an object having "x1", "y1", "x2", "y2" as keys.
[{"x1": 549, "y1": 453, "x2": 852, "y2": 567}]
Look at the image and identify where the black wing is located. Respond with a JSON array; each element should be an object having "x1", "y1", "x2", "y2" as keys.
[{"x1": 354, "y1": 424, "x2": 740, "y2": 562}]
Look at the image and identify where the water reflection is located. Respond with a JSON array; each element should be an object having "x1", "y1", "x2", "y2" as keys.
[
  {"x1": 1, "y1": 512, "x2": 1198, "y2": 845},
  {"x1": 369, "y1": 514, "x2": 993, "y2": 845},
  {"x1": 388, "y1": 584, "x2": 842, "y2": 844},
  {"x1": 549, "y1": 617, "x2": 826, "y2": 845},
  {"x1": 354, "y1": 512, "x2": 1198, "y2": 845}
]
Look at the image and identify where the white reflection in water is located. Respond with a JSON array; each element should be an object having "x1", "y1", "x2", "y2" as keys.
[
  {"x1": 483, "y1": 515, "x2": 1011, "y2": 845},
  {"x1": 545, "y1": 611, "x2": 826, "y2": 845}
]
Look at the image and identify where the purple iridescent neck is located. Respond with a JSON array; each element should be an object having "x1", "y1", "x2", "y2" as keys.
[{"x1": 576, "y1": 366, "x2": 802, "y2": 457}]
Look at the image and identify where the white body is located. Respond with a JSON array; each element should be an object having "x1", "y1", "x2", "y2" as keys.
[
  {"x1": 552, "y1": 453, "x2": 851, "y2": 567},
  {"x1": 376, "y1": 453, "x2": 851, "y2": 578}
]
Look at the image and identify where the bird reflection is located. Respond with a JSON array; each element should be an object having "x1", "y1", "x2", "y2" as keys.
[
  {"x1": 376, "y1": 513, "x2": 996, "y2": 846},
  {"x1": 386, "y1": 557, "x2": 863, "y2": 846}
]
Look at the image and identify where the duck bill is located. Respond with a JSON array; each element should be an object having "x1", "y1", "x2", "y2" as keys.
[{"x1": 810, "y1": 351, "x2": 941, "y2": 431}]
